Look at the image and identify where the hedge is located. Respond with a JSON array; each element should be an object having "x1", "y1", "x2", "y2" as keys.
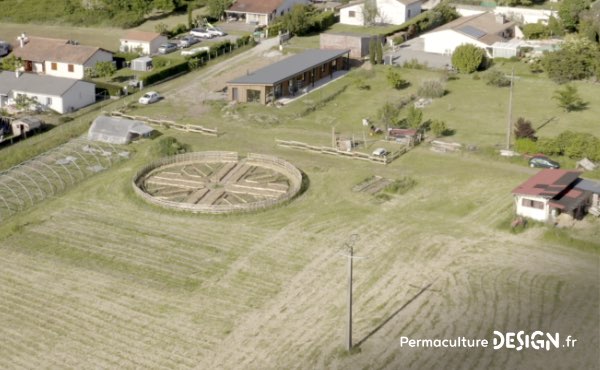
[
  {"x1": 93, "y1": 81, "x2": 123, "y2": 97},
  {"x1": 141, "y1": 60, "x2": 190, "y2": 86}
]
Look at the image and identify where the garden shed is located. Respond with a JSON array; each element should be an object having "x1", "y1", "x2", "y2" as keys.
[
  {"x1": 11, "y1": 116, "x2": 42, "y2": 136},
  {"x1": 131, "y1": 56, "x2": 153, "y2": 72},
  {"x1": 88, "y1": 115, "x2": 153, "y2": 144}
]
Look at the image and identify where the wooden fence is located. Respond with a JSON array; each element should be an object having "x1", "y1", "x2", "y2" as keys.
[
  {"x1": 276, "y1": 139, "x2": 405, "y2": 165},
  {"x1": 108, "y1": 111, "x2": 218, "y2": 137},
  {"x1": 133, "y1": 151, "x2": 303, "y2": 214}
]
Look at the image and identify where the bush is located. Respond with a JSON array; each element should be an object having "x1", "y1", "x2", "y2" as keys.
[
  {"x1": 153, "y1": 136, "x2": 190, "y2": 157},
  {"x1": 169, "y1": 23, "x2": 189, "y2": 37},
  {"x1": 402, "y1": 59, "x2": 428, "y2": 69},
  {"x1": 430, "y1": 119, "x2": 448, "y2": 137},
  {"x1": 383, "y1": 177, "x2": 417, "y2": 195},
  {"x1": 93, "y1": 81, "x2": 122, "y2": 97},
  {"x1": 452, "y1": 44, "x2": 486, "y2": 73},
  {"x1": 515, "y1": 138, "x2": 538, "y2": 154},
  {"x1": 418, "y1": 79, "x2": 445, "y2": 98},
  {"x1": 522, "y1": 23, "x2": 549, "y2": 39},
  {"x1": 386, "y1": 68, "x2": 408, "y2": 89},
  {"x1": 485, "y1": 70, "x2": 510, "y2": 87},
  {"x1": 152, "y1": 57, "x2": 171, "y2": 69}
]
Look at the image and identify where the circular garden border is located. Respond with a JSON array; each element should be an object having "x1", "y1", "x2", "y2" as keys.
[{"x1": 133, "y1": 151, "x2": 303, "y2": 214}]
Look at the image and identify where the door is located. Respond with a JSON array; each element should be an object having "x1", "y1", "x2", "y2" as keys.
[{"x1": 232, "y1": 87, "x2": 238, "y2": 101}]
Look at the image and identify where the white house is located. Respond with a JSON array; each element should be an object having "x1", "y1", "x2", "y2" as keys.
[
  {"x1": 0, "y1": 71, "x2": 96, "y2": 114},
  {"x1": 455, "y1": 4, "x2": 558, "y2": 25},
  {"x1": 420, "y1": 12, "x2": 515, "y2": 57},
  {"x1": 11, "y1": 37, "x2": 113, "y2": 80},
  {"x1": 512, "y1": 169, "x2": 598, "y2": 222},
  {"x1": 119, "y1": 31, "x2": 167, "y2": 55},
  {"x1": 225, "y1": 0, "x2": 310, "y2": 26},
  {"x1": 339, "y1": 0, "x2": 421, "y2": 26}
]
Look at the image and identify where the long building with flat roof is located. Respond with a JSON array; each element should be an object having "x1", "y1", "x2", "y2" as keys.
[{"x1": 227, "y1": 49, "x2": 350, "y2": 105}]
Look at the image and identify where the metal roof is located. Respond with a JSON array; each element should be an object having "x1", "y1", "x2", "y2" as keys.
[
  {"x1": 512, "y1": 170, "x2": 581, "y2": 198},
  {"x1": 0, "y1": 71, "x2": 93, "y2": 97},
  {"x1": 88, "y1": 115, "x2": 153, "y2": 144},
  {"x1": 575, "y1": 179, "x2": 600, "y2": 194},
  {"x1": 228, "y1": 49, "x2": 350, "y2": 86}
]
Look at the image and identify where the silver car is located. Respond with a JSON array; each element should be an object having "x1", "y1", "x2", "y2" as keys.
[
  {"x1": 190, "y1": 28, "x2": 213, "y2": 39},
  {"x1": 158, "y1": 42, "x2": 178, "y2": 54}
]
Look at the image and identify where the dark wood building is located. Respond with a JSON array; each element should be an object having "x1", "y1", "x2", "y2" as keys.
[{"x1": 227, "y1": 49, "x2": 350, "y2": 105}]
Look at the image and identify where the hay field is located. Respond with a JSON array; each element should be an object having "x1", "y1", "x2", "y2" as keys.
[
  {"x1": 0, "y1": 53, "x2": 599, "y2": 369},
  {"x1": 0, "y1": 141, "x2": 598, "y2": 369}
]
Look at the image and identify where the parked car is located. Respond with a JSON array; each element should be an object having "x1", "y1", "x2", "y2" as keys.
[
  {"x1": 190, "y1": 28, "x2": 213, "y2": 39},
  {"x1": 206, "y1": 27, "x2": 227, "y2": 37},
  {"x1": 178, "y1": 36, "x2": 199, "y2": 48},
  {"x1": 181, "y1": 46, "x2": 210, "y2": 57},
  {"x1": 139, "y1": 91, "x2": 160, "y2": 105},
  {"x1": 0, "y1": 41, "x2": 11, "y2": 57},
  {"x1": 158, "y1": 42, "x2": 178, "y2": 54},
  {"x1": 529, "y1": 156, "x2": 560, "y2": 169},
  {"x1": 372, "y1": 148, "x2": 388, "y2": 157}
]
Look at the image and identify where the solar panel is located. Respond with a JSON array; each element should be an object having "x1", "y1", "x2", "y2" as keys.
[{"x1": 459, "y1": 26, "x2": 486, "y2": 39}]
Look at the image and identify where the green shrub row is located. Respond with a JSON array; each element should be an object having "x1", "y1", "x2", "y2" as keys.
[
  {"x1": 515, "y1": 131, "x2": 600, "y2": 161},
  {"x1": 141, "y1": 60, "x2": 190, "y2": 86}
]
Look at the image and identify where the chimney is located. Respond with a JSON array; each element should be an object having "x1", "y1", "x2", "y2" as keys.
[
  {"x1": 15, "y1": 69, "x2": 22, "y2": 78},
  {"x1": 18, "y1": 37, "x2": 24, "y2": 48},
  {"x1": 495, "y1": 14, "x2": 506, "y2": 24}
]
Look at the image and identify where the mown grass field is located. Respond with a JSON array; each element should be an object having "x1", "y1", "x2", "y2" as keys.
[{"x1": 0, "y1": 47, "x2": 598, "y2": 369}]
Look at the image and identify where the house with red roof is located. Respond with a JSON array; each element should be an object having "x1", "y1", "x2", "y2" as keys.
[
  {"x1": 225, "y1": 0, "x2": 310, "y2": 26},
  {"x1": 11, "y1": 37, "x2": 113, "y2": 80},
  {"x1": 511, "y1": 170, "x2": 600, "y2": 222}
]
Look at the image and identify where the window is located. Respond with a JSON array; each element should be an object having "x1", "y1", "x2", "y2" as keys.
[
  {"x1": 46, "y1": 97, "x2": 52, "y2": 105},
  {"x1": 349, "y1": 11, "x2": 356, "y2": 18},
  {"x1": 407, "y1": 9, "x2": 411, "y2": 18},
  {"x1": 522, "y1": 198, "x2": 544, "y2": 209},
  {"x1": 246, "y1": 89, "x2": 261, "y2": 103},
  {"x1": 51, "y1": 62, "x2": 57, "y2": 70},
  {"x1": 68, "y1": 64, "x2": 74, "y2": 72}
]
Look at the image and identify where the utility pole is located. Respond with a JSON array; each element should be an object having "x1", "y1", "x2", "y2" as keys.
[
  {"x1": 341, "y1": 234, "x2": 360, "y2": 351},
  {"x1": 506, "y1": 67, "x2": 515, "y2": 150}
]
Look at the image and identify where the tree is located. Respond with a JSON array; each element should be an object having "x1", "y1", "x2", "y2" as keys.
[
  {"x1": 376, "y1": 35, "x2": 383, "y2": 64},
  {"x1": 207, "y1": 0, "x2": 232, "y2": 20},
  {"x1": 542, "y1": 35, "x2": 600, "y2": 83},
  {"x1": 553, "y1": 84, "x2": 585, "y2": 112},
  {"x1": 386, "y1": 68, "x2": 407, "y2": 89},
  {"x1": 451, "y1": 44, "x2": 485, "y2": 73},
  {"x1": 280, "y1": 4, "x2": 313, "y2": 35},
  {"x1": 187, "y1": 4, "x2": 193, "y2": 30},
  {"x1": 369, "y1": 38, "x2": 376, "y2": 65},
  {"x1": 0, "y1": 55, "x2": 23, "y2": 71},
  {"x1": 377, "y1": 102, "x2": 399, "y2": 132},
  {"x1": 362, "y1": 0, "x2": 380, "y2": 26},
  {"x1": 93, "y1": 61, "x2": 117, "y2": 78},
  {"x1": 558, "y1": 0, "x2": 589, "y2": 32},
  {"x1": 513, "y1": 117, "x2": 537, "y2": 141},
  {"x1": 406, "y1": 106, "x2": 423, "y2": 129}
]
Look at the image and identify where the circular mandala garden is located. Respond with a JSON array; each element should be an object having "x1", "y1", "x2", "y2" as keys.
[{"x1": 133, "y1": 152, "x2": 303, "y2": 214}]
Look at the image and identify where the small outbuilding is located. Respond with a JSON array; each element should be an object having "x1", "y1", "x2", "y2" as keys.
[
  {"x1": 11, "y1": 116, "x2": 43, "y2": 137},
  {"x1": 88, "y1": 115, "x2": 153, "y2": 144},
  {"x1": 131, "y1": 56, "x2": 153, "y2": 72},
  {"x1": 512, "y1": 169, "x2": 600, "y2": 222}
]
